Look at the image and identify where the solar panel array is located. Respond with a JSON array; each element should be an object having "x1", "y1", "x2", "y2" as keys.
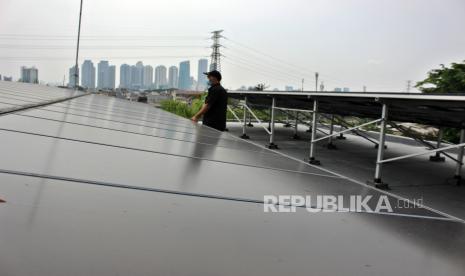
[
  {"x1": 229, "y1": 91, "x2": 465, "y2": 128},
  {"x1": 0, "y1": 81, "x2": 464, "y2": 275}
]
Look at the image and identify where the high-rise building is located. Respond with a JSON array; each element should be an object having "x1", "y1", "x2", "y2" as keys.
[
  {"x1": 108, "y1": 66, "x2": 116, "y2": 89},
  {"x1": 285, "y1": 86, "x2": 293, "y2": 91},
  {"x1": 190, "y1": 76, "x2": 197, "y2": 91},
  {"x1": 97, "y1": 61, "x2": 109, "y2": 89},
  {"x1": 129, "y1": 61, "x2": 144, "y2": 90},
  {"x1": 178, "y1": 61, "x2": 191, "y2": 90},
  {"x1": 68, "y1": 65, "x2": 78, "y2": 88},
  {"x1": 155, "y1": 65, "x2": 167, "y2": 89},
  {"x1": 81, "y1": 60, "x2": 95, "y2": 89},
  {"x1": 197, "y1": 59, "x2": 209, "y2": 91},
  {"x1": 20, "y1": 66, "x2": 39, "y2": 84},
  {"x1": 97, "y1": 61, "x2": 115, "y2": 90},
  {"x1": 168, "y1": 66, "x2": 178, "y2": 89},
  {"x1": 143, "y1": 65, "x2": 154, "y2": 89},
  {"x1": 120, "y1": 64, "x2": 132, "y2": 89},
  {"x1": 130, "y1": 65, "x2": 138, "y2": 89}
]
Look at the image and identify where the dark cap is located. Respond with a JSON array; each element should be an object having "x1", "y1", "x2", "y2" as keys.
[{"x1": 203, "y1": 70, "x2": 222, "y2": 81}]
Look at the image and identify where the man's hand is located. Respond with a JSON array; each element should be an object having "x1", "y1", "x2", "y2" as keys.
[{"x1": 191, "y1": 103, "x2": 209, "y2": 123}]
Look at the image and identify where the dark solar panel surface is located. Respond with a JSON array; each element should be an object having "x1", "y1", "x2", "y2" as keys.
[{"x1": 0, "y1": 82, "x2": 465, "y2": 275}]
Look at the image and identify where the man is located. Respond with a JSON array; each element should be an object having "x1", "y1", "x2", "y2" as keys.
[{"x1": 191, "y1": 70, "x2": 228, "y2": 131}]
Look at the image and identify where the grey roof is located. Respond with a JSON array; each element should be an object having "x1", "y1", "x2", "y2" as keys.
[{"x1": 0, "y1": 81, "x2": 464, "y2": 275}]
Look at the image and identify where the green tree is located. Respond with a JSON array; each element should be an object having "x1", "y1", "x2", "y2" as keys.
[
  {"x1": 415, "y1": 61, "x2": 465, "y2": 143},
  {"x1": 253, "y1": 83, "x2": 269, "y2": 91},
  {"x1": 415, "y1": 61, "x2": 465, "y2": 93}
]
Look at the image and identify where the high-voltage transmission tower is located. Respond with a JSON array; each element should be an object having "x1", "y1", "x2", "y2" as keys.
[{"x1": 210, "y1": 30, "x2": 224, "y2": 72}]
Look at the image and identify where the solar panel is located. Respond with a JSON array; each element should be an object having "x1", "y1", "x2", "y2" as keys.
[
  {"x1": 229, "y1": 91, "x2": 465, "y2": 128},
  {"x1": 0, "y1": 82, "x2": 464, "y2": 275}
]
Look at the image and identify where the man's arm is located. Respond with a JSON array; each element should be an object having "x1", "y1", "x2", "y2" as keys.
[{"x1": 191, "y1": 103, "x2": 210, "y2": 122}]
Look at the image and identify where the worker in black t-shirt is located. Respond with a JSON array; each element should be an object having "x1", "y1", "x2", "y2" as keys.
[{"x1": 191, "y1": 70, "x2": 228, "y2": 131}]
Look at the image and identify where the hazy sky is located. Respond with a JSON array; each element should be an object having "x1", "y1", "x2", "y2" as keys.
[{"x1": 0, "y1": 0, "x2": 464, "y2": 91}]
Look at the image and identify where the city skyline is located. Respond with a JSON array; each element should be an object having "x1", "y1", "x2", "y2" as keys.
[{"x1": 62, "y1": 58, "x2": 210, "y2": 91}]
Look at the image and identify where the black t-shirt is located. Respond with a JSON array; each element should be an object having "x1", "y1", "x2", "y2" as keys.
[{"x1": 203, "y1": 84, "x2": 228, "y2": 131}]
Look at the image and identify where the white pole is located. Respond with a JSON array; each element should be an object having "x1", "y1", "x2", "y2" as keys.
[
  {"x1": 454, "y1": 129, "x2": 465, "y2": 182},
  {"x1": 309, "y1": 99, "x2": 320, "y2": 164},
  {"x1": 74, "y1": 0, "x2": 84, "y2": 89},
  {"x1": 374, "y1": 104, "x2": 388, "y2": 188}
]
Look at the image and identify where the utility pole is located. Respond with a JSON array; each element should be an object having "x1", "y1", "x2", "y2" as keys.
[
  {"x1": 315, "y1": 72, "x2": 319, "y2": 92},
  {"x1": 210, "y1": 30, "x2": 224, "y2": 72},
  {"x1": 74, "y1": 0, "x2": 84, "y2": 89},
  {"x1": 406, "y1": 80, "x2": 412, "y2": 93},
  {"x1": 301, "y1": 78, "x2": 304, "y2": 91}
]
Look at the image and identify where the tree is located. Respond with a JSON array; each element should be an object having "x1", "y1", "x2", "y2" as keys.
[
  {"x1": 415, "y1": 61, "x2": 465, "y2": 143},
  {"x1": 253, "y1": 83, "x2": 269, "y2": 91},
  {"x1": 415, "y1": 61, "x2": 465, "y2": 93}
]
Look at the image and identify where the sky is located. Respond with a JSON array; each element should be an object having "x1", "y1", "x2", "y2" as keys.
[{"x1": 0, "y1": 0, "x2": 464, "y2": 91}]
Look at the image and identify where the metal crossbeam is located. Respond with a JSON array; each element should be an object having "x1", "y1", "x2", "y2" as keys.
[
  {"x1": 242, "y1": 103, "x2": 272, "y2": 135},
  {"x1": 379, "y1": 142, "x2": 465, "y2": 164},
  {"x1": 273, "y1": 106, "x2": 313, "y2": 113},
  {"x1": 312, "y1": 118, "x2": 382, "y2": 143},
  {"x1": 227, "y1": 105, "x2": 242, "y2": 124},
  {"x1": 329, "y1": 115, "x2": 380, "y2": 146},
  {"x1": 388, "y1": 121, "x2": 461, "y2": 164}
]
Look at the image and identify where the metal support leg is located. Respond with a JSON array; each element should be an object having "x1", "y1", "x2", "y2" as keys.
[
  {"x1": 267, "y1": 106, "x2": 272, "y2": 132},
  {"x1": 309, "y1": 100, "x2": 320, "y2": 165},
  {"x1": 284, "y1": 113, "x2": 291, "y2": 127},
  {"x1": 306, "y1": 111, "x2": 312, "y2": 133},
  {"x1": 374, "y1": 104, "x2": 389, "y2": 189},
  {"x1": 336, "y1": 119, "x2": 346, "y2": 140},
  {"x1": 240, "y1": 97, "x2": 250, "y2": 139},
  {"x1": 430, "y1": 128, "x2": 445, "y2": 162},
  {"x1": 292, "y1": 111, "x2": 301, "y2": 140},
  {"x1": 327, "y1": 114, "x2": 337, "y2": 149},
  {"x1": 454, "y1": 129, "x2": 465, "y2": 185},
  {"x1": 247, "y1": 112, "x2": 254, "y2": 127},
  {"x1": 267, "y1": 97, "x2": 278, "y2": 149}
]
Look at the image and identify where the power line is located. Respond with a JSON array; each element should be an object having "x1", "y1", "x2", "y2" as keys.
[
  {"x1": 223, "y1": 57, "x2": 301, "y2": 83},
  {"x1": 223, "y1": 58, "x2": 299, "y2": 85},
  {"x1": 0, "y1": 34, "x2": 208, "y2": 40},
  {"x1": 222, "y1": 50, "x2": 303, "y2": 82},
  {"x1": 224, "y1": 39, "x2": 403, "y2": 89},
  {"x1": 223, "y1": 45, "x2": 340, "y2": 86},
  {"x1": 0, "y1": 55, "x2": 209, "y2": 61},
  {"x1": 223, "y1": 42, "x2": 339, "y2": 85},
  {"x1": 224, "y1": 38, "x2": 349, "y2": 85},
  {"x1": 0, "y1": 45, "x2": 209, "y2": 49}
]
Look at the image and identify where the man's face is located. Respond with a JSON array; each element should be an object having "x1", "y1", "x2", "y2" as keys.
[{"x1": 208, "y1": 75, "x2": 219, "y2": 85}]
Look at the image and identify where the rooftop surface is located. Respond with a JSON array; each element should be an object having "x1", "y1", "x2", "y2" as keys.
[{"x1": 0, "y1": 81, "x2": 464, "y2": 275}]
